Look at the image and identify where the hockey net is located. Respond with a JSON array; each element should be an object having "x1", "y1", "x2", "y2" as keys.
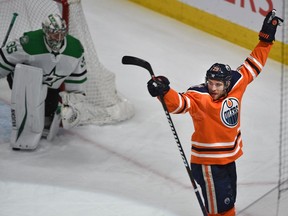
[
  {"x1": 0, "y1": 0, "x2": 134, "y2": 125},
  {"x1": 278, "y1": 0, "x2": 288, "y2": 200},
  {"x1": 238, "y1": 1, "x2": 288, "y2": 215}
]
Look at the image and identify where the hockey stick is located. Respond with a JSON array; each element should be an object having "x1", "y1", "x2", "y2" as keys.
[
  {"x1": 122, "y1": 55, "x2": 208, "y2": 216},
  {"x1": 1, "y1": 13, "x2": 18, "y2": 48}
]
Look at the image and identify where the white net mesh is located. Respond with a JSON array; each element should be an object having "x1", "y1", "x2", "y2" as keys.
[
  {"x1": 0, "y1": 0, "x2": 59, "y2": 36},
  {"x1": 65, "y1": 0, "x2": 134, "y2": 124},
  {"x1": 238, "y1": 0, "x2": 288, "y2": 215},
  {"x1": 0, "y1": 0, "x2": 134, "y2": 125},
  {"x1": 278, "y1": 0, "x2": 288, "y2": 194},
  {"x1": 237, "y1": 185, "x2": 288, "y2": 216},
  {"x1": 279, "y1": 62, "x2": 288, "y2": 194}
]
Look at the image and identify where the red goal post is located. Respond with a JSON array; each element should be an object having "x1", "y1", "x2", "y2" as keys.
[{"x1": 0, "y1": 0, "x2": 134, "y2": 125}]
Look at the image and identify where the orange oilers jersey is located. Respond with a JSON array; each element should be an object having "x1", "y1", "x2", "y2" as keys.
[{"x1": 163, "y1": 41, "x2": 272, "y2": 165}]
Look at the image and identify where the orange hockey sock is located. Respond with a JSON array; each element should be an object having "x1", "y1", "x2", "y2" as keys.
[{"x1": 208, "y1": 207, "x2": 235, "y2": 216}]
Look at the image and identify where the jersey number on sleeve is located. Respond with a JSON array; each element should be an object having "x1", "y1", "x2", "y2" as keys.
[{"x1": 6, "y1": 41, "x2": 17, "y2": 54}]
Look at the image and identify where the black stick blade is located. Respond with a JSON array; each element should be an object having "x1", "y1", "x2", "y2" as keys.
[{"x1": 122, "y1": 55, "x2": 154, "y2": 77}]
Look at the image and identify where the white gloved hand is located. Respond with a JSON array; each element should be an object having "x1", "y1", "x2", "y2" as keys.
[{"x1": 59, "y1": 91, "x2": 85, "y2": 129}]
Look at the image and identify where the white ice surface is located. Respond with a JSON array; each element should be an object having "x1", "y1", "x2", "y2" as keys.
[{"x1": 0, "y1": 0, "x2": 284, "y2": 215}]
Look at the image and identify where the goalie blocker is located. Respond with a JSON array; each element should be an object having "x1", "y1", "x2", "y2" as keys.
[{"x1": 11, "y1": 64, "x2": 84, "y2": 150}]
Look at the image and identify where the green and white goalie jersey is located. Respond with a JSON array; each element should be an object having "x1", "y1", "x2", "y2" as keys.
[{"x1": 0, "y1": 29, "x2": 87, "y2": 93}]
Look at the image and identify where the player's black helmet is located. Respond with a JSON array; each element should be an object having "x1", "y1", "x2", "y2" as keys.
[{"x1": 206, "y1": 63, "x2": 232, "y2": 82}]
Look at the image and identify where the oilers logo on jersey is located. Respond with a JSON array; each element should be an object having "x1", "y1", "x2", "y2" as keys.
[{"x1": 220, "y1": 97, "x2": 239, "y2": 128}]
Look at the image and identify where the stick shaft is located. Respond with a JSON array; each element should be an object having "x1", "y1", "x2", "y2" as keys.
[
  {"x1": 158, "y1": 95, "x2": 208, "y2": 216},
  {"x1": 122, "y1": 55, "x2": 208, "y2": 216},
  {"x1": 1, "y1": 13, "x2": 18, "y2": 48}
]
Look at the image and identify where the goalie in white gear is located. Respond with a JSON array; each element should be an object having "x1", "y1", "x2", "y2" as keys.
[{"x1": 0, "y1": 14, "x2": 87, "y2": 150}]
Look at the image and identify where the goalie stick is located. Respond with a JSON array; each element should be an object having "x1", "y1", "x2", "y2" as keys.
[
  {"x1": 122, "y1": 55, "x2": 208, "y2": 216},
  {"x1": 1, "y1": 13, "x2": 18, "y2": 48}
]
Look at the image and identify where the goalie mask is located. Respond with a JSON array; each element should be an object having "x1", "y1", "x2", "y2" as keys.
[{"x1": 42, "y1": 14, "x2": 67, "y2": 52}]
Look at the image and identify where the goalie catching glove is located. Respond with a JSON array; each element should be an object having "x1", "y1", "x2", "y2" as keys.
[
  {"x1": 59, "y1": 91, "x2": 85, "y2": 129},
  {"x1": 147, "y1": 76, "x2": 170, "y2": 97},
  {"x1": 259, "y1": 9, "x2": 283, "y2": 42}
]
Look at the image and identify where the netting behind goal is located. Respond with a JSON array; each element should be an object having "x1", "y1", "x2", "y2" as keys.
[
  {"x1": 238, "y1": 1, "x2": 288, "y2": 215},
  {"x1": 278, "y1": 0, "x2": 288, "y2": 196},
  {"x1": 237, "y1": 185, "x2": 288, "y2": 216},
  {"x1": 0, "y1": 0, "x2": 134, "y2": 125}
]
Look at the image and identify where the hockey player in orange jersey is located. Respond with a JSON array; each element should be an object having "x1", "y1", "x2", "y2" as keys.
[{"x1": 147, "y1": 10, "x2": 283, "y2": 216}]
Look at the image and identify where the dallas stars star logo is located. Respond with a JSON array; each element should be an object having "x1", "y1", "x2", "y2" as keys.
[{"x1": 43, "y1": 66, "x2": 66, "y2": 87}]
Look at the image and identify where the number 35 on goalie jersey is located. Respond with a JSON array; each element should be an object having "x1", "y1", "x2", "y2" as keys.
[
  {"x1": 0, "y1": 29, "x2": 87, "y2": 93},
  {"x1": 162, "y1": 41, "x2": 272, "y2": 165}
]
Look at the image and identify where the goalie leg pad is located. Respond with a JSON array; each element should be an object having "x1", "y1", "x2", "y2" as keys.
[{"x1": 10, "y1": 64, "x2": 47, "y2": 150}]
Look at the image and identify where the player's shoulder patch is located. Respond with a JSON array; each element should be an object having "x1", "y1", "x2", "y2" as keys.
[
  {"x1": 20, "y1": 35, "x2": 29, "y2": 45},
  {"x1": 187, "y1": 83, "x2": 208, "y2": 93},
  {"x1": 21, "y1": 29, "x2": 43, "y2": 44},
  {"x1": 229, "y1": 70, "x2": 243, "y2": 89},
  {"x1": 20, "y1": 29, "x2": 48, "y2": 55}
]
